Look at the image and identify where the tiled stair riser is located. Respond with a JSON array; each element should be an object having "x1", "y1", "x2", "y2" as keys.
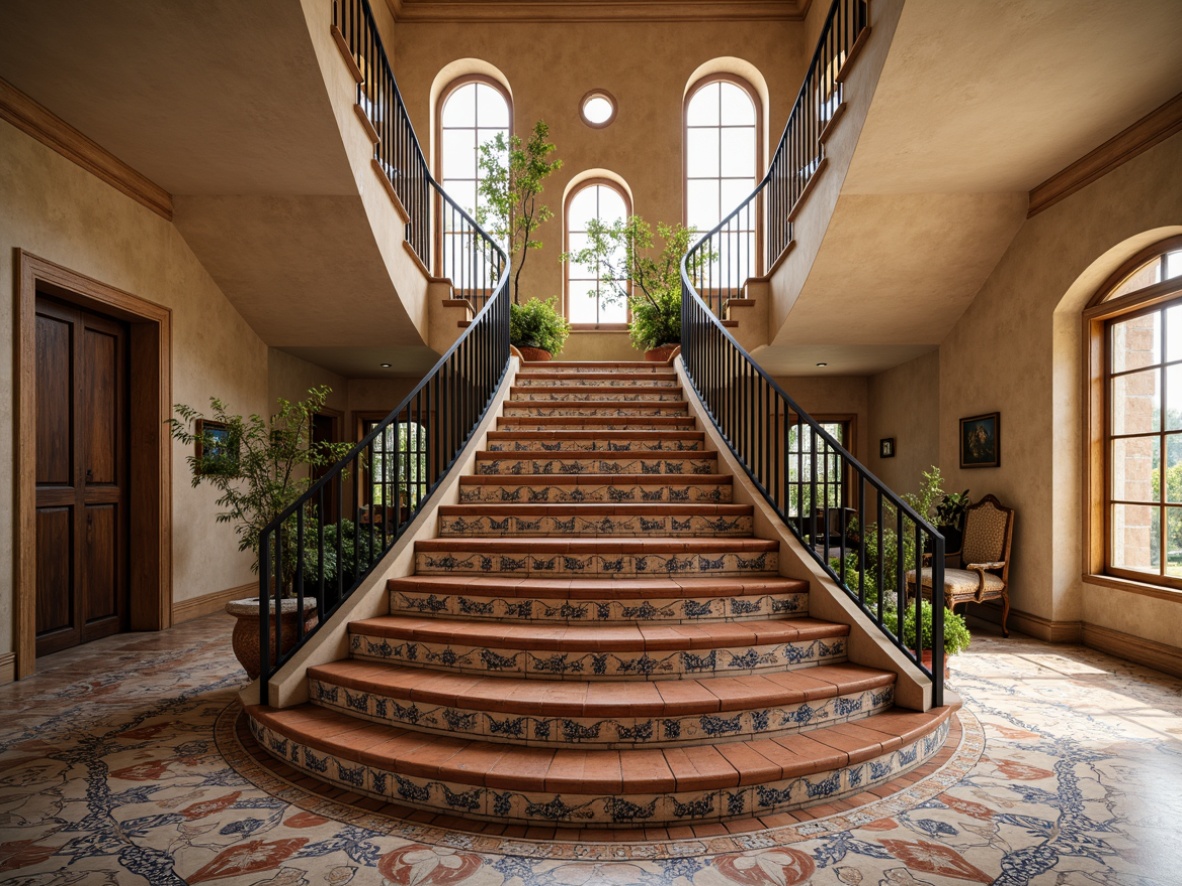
[
  {"x1": 347, "y1": 632, "x2": 846, "y2": 679},
  {"x1": 247, "y1": 716, "x2": 950, "y2": 827},
  {"x1": 414, "y1": 550, "x2": 778, "y2": 577},
  {"x1": 485, "y1": 437, "x2": 705, "y2": 452},
  {"x1": 307, "y1": 679, "x2": 894, "y2": 747},
  {"x1": 456, "y1": 481, "x2": 733, "y2": 504},
  {"x1": 474, "y1": 455, "x2": 718, "y2": 475},
  {"x1": 497, "y1": 419, "x2": 698, "y2": 431},
  {"x1": 502, "y1": 403, "x2": 690, "y2": 417},
  {"x1": 514, "y1": 375, "x2": 678, "y2": 387},
  {"x1": 438, "y1": 512, "x2": 752, "y2": 538},
  {"x1": 510, "y1": 389, "x2": 686, "y2": 402},
  {"x1": 388, "y1": 589, "x2": 810, "y2": 623}
]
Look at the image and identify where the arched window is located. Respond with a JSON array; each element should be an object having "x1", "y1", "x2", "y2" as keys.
[
  {"x1": 438, "y1": 78, "x2": 510, "y2": 217},
  {"x1": 685, "y1": 76, "x2": 760, "y2": 280},
  {"x1": 1088, "y1": 237, "x2": 1182, "y2": 590},
  {"x1": 565, "y1": 180, "x2": 631, "y2": 325}
]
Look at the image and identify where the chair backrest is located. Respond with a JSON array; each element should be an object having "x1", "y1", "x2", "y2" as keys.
[{"x1": 961, "y1": 495, "x2": 1013, "y2": 565}]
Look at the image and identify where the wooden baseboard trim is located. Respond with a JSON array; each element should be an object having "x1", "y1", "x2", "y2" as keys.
[
  {"x1": 765, "y1": 239, "x2": 796, "y2": 278},
  {"x1": 1082, "y1": 623, "x2": 1182, "y2": 679},
  {"x1": 787, "y1": 157, "x2": 829, "y2": 223},
  {"x1": 402, "y1": 238, "x2": 432, "y2": 279},
  {"x1": 0, "y1": 652, "x2": 14, "y2": 686},
  {"x1": 1028, "y1": 92, "x2": 1182, "y2": 218},
  {"x1": 354, "y1": 103, "x2": 380, "y2": 145},
  {"x1": 372, "y1": 158, "x2": 411, "y2": 223},
  {"x1": 964, "y1": 602, "x2": 1083, "y2": 643},
  {"x1": 835, "y1": 26, "x2": 872, "y2": 85},
  {"x1": 0, "y1": 77, "x2": 172, "y2": 220},
  {"x1": 330, "y1": 24, "x2": 365, "y2": 84},
  {"x1": 818, "y1": 102, "x2": 848, "y2": 144},
  {"x1": 172, "y1": 584, "x2": 254, "y2": 624}
]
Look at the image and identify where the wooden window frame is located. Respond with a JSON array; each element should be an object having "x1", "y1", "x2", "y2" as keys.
[
  {"x1": 563, "y1": 177, "x2": 632, "y2": 329},
  {"x1": 1085, "y1": 235, "x2": 1182, "y2": 597}
]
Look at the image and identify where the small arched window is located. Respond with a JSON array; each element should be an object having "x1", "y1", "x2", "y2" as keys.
[
  {"x1": 1088, "y1": 237, "x2": 1182, "y2": 590},
  {"x1": 565, "y1": 180, "x2": 631, "y2": 325}
]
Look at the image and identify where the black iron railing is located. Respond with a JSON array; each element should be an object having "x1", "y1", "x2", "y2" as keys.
[
  {"x1": 681, "y1": 0, "x2": 946, "y2": 706},
  {"x1": 255, "y1": 1, "x2": 510, "y2": 703},
  {"x1": 333, "y1": 0, "x2": 502, "y2": 310}
]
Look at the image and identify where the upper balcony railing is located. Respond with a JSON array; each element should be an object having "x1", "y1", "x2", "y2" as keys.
[
  {"x1": 254, "y1": 0, "x2": 510, "y2": 704},
  {"x1": 682, "y1": 0, "x2": 947, "y2": 707}
]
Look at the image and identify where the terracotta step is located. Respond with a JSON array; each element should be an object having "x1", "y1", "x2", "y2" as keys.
[
  {"x1": 458, "y1": 473, "x2": 733, "y2": 504},
  {"x1": 520, "y1": 361, "x2": 673, "y2": 373},
  {"x1": 502, "y1": 401, "x2": 690, "y2": 418},
  {"x1": 509, "y1": 386, "x2": 685, "y2": 402},
  {"x1": 387, "y1": 575, "x2": 810, "y2": 623},
  {"x1": 498, "y1": 415, "x2": 698, "y2": 431},
  {"x1": 515, "y1": 373, "x2": 679, "y2": 388},
  {"x1": 414, "y1": 536, "x2": 776, "y2": 578},
  {"x1": 474, "y1": 450, "x2": 718, "y2": 476},
  {"x1": 306, "y1": 660, "x2": 896, "y2": 746},
  {"x1": 485, "y1": 430, "x2": 706, "y2": 452},
  {"x1": 246, "y1": 703, "x2": 955, "y2": 826},
  {"x1": 438, "y1": 503, "x2": 752, "y2": 538},
  {"x1": 347, "y1": 614, "x2": 841, "y2": 678}
]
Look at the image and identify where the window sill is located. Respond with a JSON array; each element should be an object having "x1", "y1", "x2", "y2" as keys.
[
  {"x1": 1083, "y1": 572, "x2": 1182, "y2": 603},
  {"x1": 570, "y1": 324, "x2": 629, "y2": 333}
]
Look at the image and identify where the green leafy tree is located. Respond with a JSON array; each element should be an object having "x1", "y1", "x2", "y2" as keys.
[
  {"x1": 476, "y1": 121, "x2": 563, "y2": 303},
  {"x1": 564, "y1": 215, "x2": 710, "y2": 351}
]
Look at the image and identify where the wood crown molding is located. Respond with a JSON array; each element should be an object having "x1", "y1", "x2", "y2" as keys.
[
  {"x1": 387, "y1": 0, "x2": 809, "y2": 23},
  {"x1": 1028, "y1": 92, "x2": 1182, "y2": 218},
  {"x1": 0, "y1": 77, "x2": 173, "y2": 221}
]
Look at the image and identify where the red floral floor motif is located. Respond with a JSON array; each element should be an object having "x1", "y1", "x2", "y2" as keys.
[{"x1": 0, "y1": 614, "x2": 1180, "y2": 885}]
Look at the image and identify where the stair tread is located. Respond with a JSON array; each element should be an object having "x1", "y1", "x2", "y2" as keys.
[
  {"x1": 440, "y1": 503, "x2": 748, "y2": 515},
  {"x1": 308, "y1": 660, "x2": 893, "y2": 716},
  {"x1": 476, "y1": 450, "x2": 716, "y2": 460},
  {"x1": 348, "y1": 615, "x2": 847, "y2": 650},
  {"x1": 460, "y1": 473, "x2": 732, "y2": 484},
  {"x1": 247, "y1": 703, "x2": 954, "y2": 792},
  {"x1": 387, "y1": 575, "x2": 808, "y2": 598},
  {"x1": 416, "y1": 537, "x2": 775, "y2": 552}
]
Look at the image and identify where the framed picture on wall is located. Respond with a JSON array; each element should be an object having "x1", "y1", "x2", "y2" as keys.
[
  {"x1": 960, "y1": 412, "x2": 1000, "y2": 468},
  {"x1": 195, "y1": 419, "x2": 237, "y2": 475},
  {"x1": 879, "y1": 437, "x2": 895, "y2": 458}
]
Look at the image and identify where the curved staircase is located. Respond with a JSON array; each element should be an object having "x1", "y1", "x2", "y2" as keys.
[{"x1": 246, "y1": 361, "x2": 954, "y2": 828}]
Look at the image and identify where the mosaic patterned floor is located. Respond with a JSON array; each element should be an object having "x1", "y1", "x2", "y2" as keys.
[{"x1": 1, "y1": 612, "x2": 1180, "y2": 885}]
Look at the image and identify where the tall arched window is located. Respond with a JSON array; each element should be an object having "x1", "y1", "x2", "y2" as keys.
[
  {"x1": 685, "y1": 77, "x2": 760, "y2": 280},
  {"x1": 565, "y1": 180, "x2": 631, "y2": 325},
  {"x1": 1088, "y1": 237, "x2": 1182, "y2": 590}
]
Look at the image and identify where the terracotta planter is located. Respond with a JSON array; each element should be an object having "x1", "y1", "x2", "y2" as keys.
[
  {"x1": 645, "y1": 343, "x2": 680, "y2": 363},
  {"x1": 225, "y1": 597, "x2": 318, "y2": 680},
  {"x1": 516, "y1": 346, "x2": 553, "y2": 362},
  {"x1": 920, "y1": 648, "x2": 952, "y2": 680}
]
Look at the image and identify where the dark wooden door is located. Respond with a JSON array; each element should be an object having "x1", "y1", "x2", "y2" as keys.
[
  {"x1": 311, "y1": 411, "x2": 341, "y2": 524},
  {"x1": 35, "y1": 296, "x2": 129, "y2": 656}
]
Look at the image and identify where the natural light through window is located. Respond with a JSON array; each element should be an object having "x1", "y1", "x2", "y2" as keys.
[
  {"x1": 566, "y1": 183, "x2": 629, "y2": 325},
  {"x1": 439, "y1": 81, "x2": 509, "y2": 220},
  {"x1": 581, "y1": 92, "x2": 616, "y2": 127}
]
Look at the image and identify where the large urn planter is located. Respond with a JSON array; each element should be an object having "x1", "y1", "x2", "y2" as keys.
[
  {"x1": 226, "y1": 597, "x2": 318, "y2": 680},
  {"x1": 920, "y1": 649, "x2": 952, "y2": 680},
  {"x1": 645, "y1": 343, "x2": 680, "y2": 363},
  {"x1": 516, "y1": 346, "x2": 553, "y2": 362}
]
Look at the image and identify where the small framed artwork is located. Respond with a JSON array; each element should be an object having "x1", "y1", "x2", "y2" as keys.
[
  {"x1": 960, "y1": 412, "x2": 1000, "y2": 468},
  {"x1": 195, "y1": 419, "x2": 237, "y2": 475},
  {"x1": 879, "y1": 437, "x2": 895, "y2": 458}
]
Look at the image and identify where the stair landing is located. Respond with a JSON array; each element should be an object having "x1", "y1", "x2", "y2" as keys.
[{"x1": 246, "y1": 360, "x2": 953, "y2": 828}]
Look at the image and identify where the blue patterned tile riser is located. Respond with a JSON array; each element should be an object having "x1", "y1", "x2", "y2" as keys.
[
  {"x1": 439, "y1": 513, "x2": 752, "y2": 537},
  {"x1": 308, "y1": 678, "x2": 893, "y2": 747},
  {"x1": 347, "y1": 632, "x2": 845, "y2": 679},
  {"x1": 514, "y1": 377, "x2": 680, "y2": 387},
  {"x1": 414, "y1": 550, "x2": 776, "y2": 577},
  {"x1": 502, "y1": 404, "x2": 690, "y2": 417},
  {"x1": 389, "y1": 590, "x2": 809, "y2": 623},
  {"x1": 474, "y1": 456, "x2": 717, "y2": 475},
  {"x1": 250, "y1": 717, "x2": 948, "y2": 826},
  {"x1": 456, "y1": 482, "x2": 733, "y2": 504},
  {"x1": 513, "y1": 390, "x2": 686, "y2": 401},
  {"x1": 485, "y1": 438, "x2": 704, "y2": 452},
  {"x1": 498, "y1": 420, "x2": 698, "y2": 430}
]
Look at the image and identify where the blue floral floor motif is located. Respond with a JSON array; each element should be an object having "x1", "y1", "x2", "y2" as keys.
[{"x1": 1, "y1": 615, "x2": 1180, "y2": 885}]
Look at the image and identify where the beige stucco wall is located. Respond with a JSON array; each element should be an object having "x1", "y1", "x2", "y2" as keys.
[
  {"x1": 939, "y1": 131, "x2": 1182, "y2": 649},
  {"x1": 0, "y1": 120, "x2": 274, "y2": 657},
  {"x1": 269, "y1": 350, "x2": 348, "y2": 417},
  {"x1": 867, "y1": 350, "x2": 939, "y2": 493},
  {"x1": 392, "y1": 15, "x2": 806, "y2": 355},
  {"x1": 774, "y1": 375, "x2": 870, "y2": 464}
]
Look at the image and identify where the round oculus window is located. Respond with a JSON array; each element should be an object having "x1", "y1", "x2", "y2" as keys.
[{"x1": 581, "y1": 91, "x2": 616, "y2": 127}]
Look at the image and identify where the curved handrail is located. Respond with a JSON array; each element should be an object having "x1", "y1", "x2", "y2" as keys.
[
  {"x1": 255, "y1": 0, "x2": 511, "y2": 703},
  {"x1": 680, "y1": 0, "x2": 946, "y2": 707}
]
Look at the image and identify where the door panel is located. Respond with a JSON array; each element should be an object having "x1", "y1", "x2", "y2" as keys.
[{"x1": 34, "y1": 295, "x2": 128, "y2": 657}]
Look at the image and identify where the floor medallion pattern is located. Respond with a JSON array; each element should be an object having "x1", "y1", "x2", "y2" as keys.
[{"x1": 1, "y1": 614, "x2": 1180, "y2": 884}]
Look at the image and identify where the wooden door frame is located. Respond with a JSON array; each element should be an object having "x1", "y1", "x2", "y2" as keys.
[{"x1": 15, "y1": 250, "x2": 172, "y2": 678}]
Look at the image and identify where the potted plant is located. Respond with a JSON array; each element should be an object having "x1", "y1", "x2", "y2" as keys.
[
  {"x1": 935, "y1": 489, "x2": 971, "y2": 555},
  {"x1": 509, "y1": 295, "x2": 570, "y2": 360},
  {"x1": 168, "y1": 386, "x2": 351, "y2": 678},
  {"x1": 564, "y1": 215, "x2": 709, "y2": 359},
  {"x1": 883, "y1": 600, "x2": 971, "y2": 677},
  {"x1": 476, "y1": 121, "x2": 563, "y2": 304}
]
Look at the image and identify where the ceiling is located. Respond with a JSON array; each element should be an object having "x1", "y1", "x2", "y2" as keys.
[
  {"x1": 387, "y1": 0, "x2": 810, "y2": 23},
  {"x1": 756, "y1": 0, "x2": 1182, "y2": 377}
]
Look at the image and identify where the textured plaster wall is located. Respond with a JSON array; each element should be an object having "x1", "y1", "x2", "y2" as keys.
[
  {"x1": 939, "y1": 132, "x2": 1182, "y2": 648},
  {"x1": 0, "y1": 121, "x2": 273, "y2": 656},
  {"x1": 268, "y1": 350, "x2": 348, "y2": 416},
  {"x1": 867, "y1": 350, "x2": 939, "y2": 494},
  {"x1": 392, "y1": 15, "x2": 806, "y2": 358}
]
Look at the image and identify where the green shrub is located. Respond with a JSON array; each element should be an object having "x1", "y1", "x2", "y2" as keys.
[
  {"x1": 883, "y1": 600, "x2": 972, "y2": 657},
  {"x1": 510, "y1": 296, "x2": 570, "y2": 355}
]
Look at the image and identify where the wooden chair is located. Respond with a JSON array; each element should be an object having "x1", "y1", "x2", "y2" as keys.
[{"x1": 907, "y1": 494, "x2": 1015, "y2": 635}]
